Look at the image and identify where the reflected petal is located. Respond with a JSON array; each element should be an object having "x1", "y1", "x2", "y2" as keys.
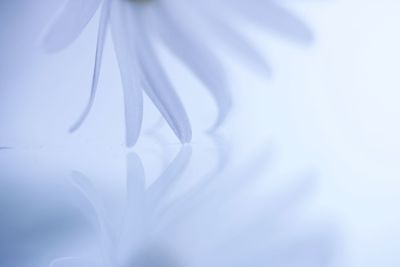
[
  {"x1": 118, "y1": 152, "x2": 146, "y2": 259},
  {"x1": 70, "y1": 172, "x2": 115, "y2": 264},
  {"x1": 147, "y1": 145, "x2": 192, "y2": 210}
]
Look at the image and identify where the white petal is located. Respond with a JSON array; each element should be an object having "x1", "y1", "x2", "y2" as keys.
[
  {"x1": 164, "y1": 146, "x2": 271, "y2": 222},
  {"x1": 229, "y1": 0, "x2": 313, "y2": 42},
  {"x1": 69, "y1": 0, "x2": 111, "y2": 133},
  {"x1": 118, "y1": 152, "x2": 146, "y2": 261},
  {"x1": 210, "y1": 147, "x2": 273, "y2": 198},
  {"x1": 147, "y1": 145, "x2": 192, "y2": 210},
  {"x1": 125, "y1": 152, "x2": 146, "y2": 220},
  {"x1": 71, "y1": 172, "x2": 115, "y2": 265},
  {"x1": 41, "y1": 0, "x2": 102, "y2": 52},
  {"x1": 110, "y1": 1, "x2": 143, "y2": 147},
  {"x1": 207, "y1": 17, "x2": 271, "y2": 72},
  {"x1": 141, "y1": 73, "x2": 192, "y2": 144},
  {"x1": 135, "y1": 15, "x2": 192, "y2": 143},
  {"x1": 153, "y1": 4, "x2": 232, "y2": 129}
]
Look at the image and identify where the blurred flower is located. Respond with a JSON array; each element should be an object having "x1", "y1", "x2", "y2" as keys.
[
  {"x1": 48, "y1": 146, "x2": 334, "y2": 267},
  {"x1": 42, "y1": 0, "x2": 312, "y2": 147}
]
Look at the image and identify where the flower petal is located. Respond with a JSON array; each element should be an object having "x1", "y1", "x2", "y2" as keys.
[
  {"x1": 153, "y1": 4, "x2": 232, "y2": 129},
  {"x1": 41, "y1": 0, "x2": 102, "y2": 52},
  {"x1": 69, "y1": 0, "x2": 111, "y2": 133},
  {"x1": 135, "y1": 14, "x2": 192, "y2": 143},
  {"x1": 118, "y1": 152, "x2": 146, "y2": 260},
  {"x1": 147, "y1": 145, "x2": 192, "y2": 210},
  {"x1": 164, "y1": 146, "x2": 272, "y2": 223},
  {"x1": 71, "y1": 172, "x2": 115, "y2": 265},
  {"x1": 206, "y1": 17, "x2": 271, "y2": 72},
  {"x1": 125, "y1": 152, "x2": 146, "y2": 220},
  {"x1": 141, "y1": 71, "x2": 192, "y2": 144},
  {"x1": 229, "y1": 0, "x2": 313, "y2": 43},
  {"x1": 110, "y1": 1, "x2": 143, "y2": 147}
]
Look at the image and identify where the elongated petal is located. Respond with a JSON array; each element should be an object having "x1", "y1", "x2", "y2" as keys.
[
  {"x1": 165, "y1": 146, "x2": 272, "y2": 223},
  {"x1": 71, "y1": 171, "x2": 108, "y2": 225},
  {"x1": 135, "y1": 16, "x2": 192, "y2": 143},
  {"x1": 41, "y1": 0, "x2": 102, "y2": 52},
  {"x1": 110, "y1": 1, "x2": 143, "y2": 147},
  {"x1": 228, "y1": 0, "x2": 313, "y2": 42},
  {"x1": 147, "y1": 145, "x2": 192, "y2": 210},
  {"x1": 118, "y1": 152, "x2": 146, "y2": 263},
  {"x1": 153, "y1": 138, "x2": 228, "y2": 230},
  {"x1": 125, "y1": 153, "x2": 146, "y2": 218},
  {"x1": 71, "y1": 172, "x2": 115, "y2": 265},
  {"x1": 211, "y1": 147, "x2": 273, "y2": 199},
  {"x1": 70, "y1": 0, "x2": 111, "y2": 133},
  {"x1": 153, "y1": 4, "x2": 232, "y2": 129},
  {"x1": 141, "y1": 73, "x2": 192, "y2": 144},
  {"x1": 207, "y1": 17, "x2": 271, "y2": 72}
]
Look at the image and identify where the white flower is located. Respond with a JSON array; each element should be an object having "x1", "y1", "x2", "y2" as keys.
[{"x1": 42, "y1": 0, "x2": 312, "y2": 146}]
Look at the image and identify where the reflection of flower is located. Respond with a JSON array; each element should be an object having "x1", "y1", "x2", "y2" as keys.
[
  {"x1": 49, "y1": 145, "x2": 334, "y2": 267},
  {"x1": 42, "y1": 0, "x2": 312, "y2": 146}
]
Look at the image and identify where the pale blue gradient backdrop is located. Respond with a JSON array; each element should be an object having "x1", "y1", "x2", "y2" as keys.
[{"x1": 1, "y1": 1, "x2": 400, "y2": 267}]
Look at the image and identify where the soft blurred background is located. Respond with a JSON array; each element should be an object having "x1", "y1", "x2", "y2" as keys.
[{"x1": 1, "y1": 0, "x2": 400, "y2": 266}]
